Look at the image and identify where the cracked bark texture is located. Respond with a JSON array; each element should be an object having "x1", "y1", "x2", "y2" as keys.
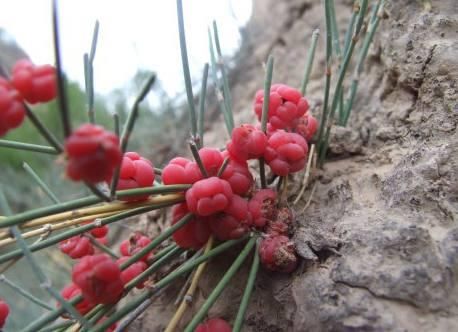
[{"x1": 134, "y1": 1, "x2": 457, "y2": 331}]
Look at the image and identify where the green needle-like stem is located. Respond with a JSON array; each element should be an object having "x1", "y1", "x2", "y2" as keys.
[
  {"x1": 189, "y1": 141, "x2": 208, "y2": 178},
  {"x1": 261, "y1": 55, "x2": 274, "y2": 132},
  {"x1": 177, "y1": 0, "x2": 198, "y2": 139},
  {"x1": 0, "y1": 139, "x2": 59, "y2": 155},
  {"x1": 184, "y1": 237, "x2": 257, "y2": 332},
  {"x1": 197, "y1": 63, "x2": 209, "y2": 148},
  {"x1": 233, "y1": 243, "x2": 260, "y2": 332},
  {"x1": 23, "y1": 162, "x2": 60, "y2": 204},
  {"x1": 52, "y1": 0, "x2": 71, "y2": 138},
  {"x1": 300, "y1": 29, "x2": 320, "y2": 96},
  {"x1": 23, "y1": 104, "x2": 63, "y2": 153}
]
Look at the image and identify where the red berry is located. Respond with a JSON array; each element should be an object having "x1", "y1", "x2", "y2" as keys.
[
  {"x1": 210, "y1": 195, "x2": 251, "y2": 241},
  {"x1": 172, "y1": 203, "x2": 211, "y2": 249},
  {"x1": 186, "y1": 177, "x2": 233, "y2": 216},
  {"x1": 248, "y1": 189, "x2": 277, "y2": 228},
  {"x1": 59, "y1": 236, "x2": 94, "y2": 259},
  {"x1": 199, "y1": 147, "x2": 224, "y2": 176},
  {"x1": 259, "y1": 235, "x2": 298, "y2": 273},
  {"x1": 195, "y1": 318, "x2": 232, "y2": 332},
  {"x1": 119, "y1": 233, "x2": 152, "y2": 262},
  {"x1": 72, "y1": 254, "x2": 124, "y2": 304},
  {"x1": 254, "y1": 84, "x2": 309, "y2": 130},
  {"x1": 91, "y1": 224, "x2": 109, "y2": 238},
  {"x1": 60, "y1": 283, "x2": 95, "y2": 315},
  {"x1": 113, "y1": 152, "x2": 155, "y2": 202},
  {"x1": 162, "y1": 157, "x2": 203, "y2": 185},
  {"x1": 220, "y1": 151, "x2": 253, "y2": 196},
  {"x1": 11, "y1": 59, "x2": 57, "y2": 104},
  {"x1": 264, "y1": 131, "x2": 308, "y2": 176},
  {"x1": 0, "y1": 78, "x2": 25, "y2": 137},
  {"x1": 97, "y1": 236, "x2": 108, "y2": 246},
  {"x1": 227, "y1": 124, "x2": 268, "y2": 162},
  {"x1": 65, "y1": 124, "x2": 122, "y2": 184},
  {"x1": 266, "y1": 207, "x2": 294, "y2": 236},
  {"x1": 117, "y1": 257, "x2": 147, "y2": 289},
  {"x1": 0, "y1": 299, "x2": 9, "y2": 328},
  {"x1": 294, "y1": 114, "x2": 318, "y2": 141}
]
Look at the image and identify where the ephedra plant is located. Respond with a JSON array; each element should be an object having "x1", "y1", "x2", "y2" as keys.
[{"x1": 0, "y1": 0, "x2": 384, "y2": 331}]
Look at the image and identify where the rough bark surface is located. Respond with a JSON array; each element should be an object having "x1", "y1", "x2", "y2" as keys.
[{"x1": 134, "y1": 1, "x2": 457, "y2": 331}]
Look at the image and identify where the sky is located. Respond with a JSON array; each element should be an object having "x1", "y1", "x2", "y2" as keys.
[{"x1": 0, "y1": 0, "x2": 252, "y2": 98}]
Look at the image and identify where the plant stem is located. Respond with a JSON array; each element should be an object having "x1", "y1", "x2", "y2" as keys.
[
  {"x1": 0, "y1": 274, "x2": 54, "y2": 311},
  {"x1": 113, "y1": 112, "x2": 120, "y2": 137},
  {"x1": 300, "y1": 29, "x2": 319, "y2": 96},
  {"x1": 86, "y1": 234, "x2": 119, "y2": 259},
  {"x1": 176, "y1": 0, "x2": 197, "y2": 139},
  {"x1": 316, "y1": 0, "x2": 334, "y2": 152},
  {"x1": 343, "y1": 0, "x2": 384, "y2": 126},
  {"x1": 91, "y1": 236, "x2": 249, "y2": 332},
  {"x1": 52, "y1": 0, "x2": 71, "y2": 138},
  {"x1": 259, "y1": 158, "x2": 267, "y2": 189},
  {"x1": 183, "y1": 237, "x2": 256, "y2": 332},
  {"x1": 212, "y1": 20, "x2": 234, "y2": 131},
  {"x1": 23, "y1": 104, "x2": 63, "y2": 153},
  {"x1": 261, "y1": 55, "x2": 274, "y2": 132},
  {"x1": 23, "y1": 162, "x2": 60, "y2": 204},
  {"x1": 216, "y1": 157, "x2": 230, "y2": 177},
  {"x1": 0, "y1": 184, "x2": 189, "y2": 229},
  {"x1": 189, "y1": 141, "x2": 208, "y2": 178},
  {"x1": 318, "y1": 0, "x2": 369, "y2": 165},
  {"x1": 208, "y1": 28, "x2": 232, "y2": 136},
  {"x1": 233, "y1": 242, "x2": 260, "y2": 332},
  {"x1": 197, "y1": 63, "x2": 209, "y2": 148},
  {"x1": 0, "y1": 139, "x2": 59, "y2": 154}
]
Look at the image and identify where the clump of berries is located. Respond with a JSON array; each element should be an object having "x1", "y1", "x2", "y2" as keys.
[{"x1": 0, "y1": 59, "x2": 57, "y2": 137}]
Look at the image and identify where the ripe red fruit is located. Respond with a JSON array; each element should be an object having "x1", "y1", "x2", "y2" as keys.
[
  {"x1": 90, "y1": 224, "x2": 109, "y2": 238},
  {"x1": 113, "y1": 152, "x2": 155, "y2": 202},
  {"x1": 210, "y1": 195, "x2": 251, "y2": 241},
  {"x1": 220, "y1": 151, "x2": 253, "y2": 196},
  {"x1": 0, "y1": 299, "x2": 9, "y2": 328},
  {"x1": 11, "y1": 59, "x2": 57, "y2": 104},
  {"x1": 266, "y1": 207, "x2": 294, "y2": 236},
  {"x1": 254, "y1": 84, "x2": 309, "y2": 130},
  {"x1": 0, "y1": 78, "x2": 26, "y2": 137},
  {"x1": 172, "y1": 203, "x2": 211, "y2": 249},
  {"x1": 294, "y1": 114, "x2": 318, "y2": 142},
  {"x1": 117, "y1": 257, "x2": 147, "y2": 289},
  {"x1": 259, "y1": 235, "x2": 298, "y2": 273},
  {"x1": 72, "y1": 254, "x2": 124, "y2": 304},
  {"x1": 199, "y1": 147, "x2": 224, "y2": 176},
  {"x1": 186, "y1": 177, "x2": 233, "y2": 216},
  {"x1": 65, "y1": 124, "x2": 122, "y2": 183},
  {"x1": 162, "y1": 157, "x2": 203, "y2": 185},
  {"x1": 195, "y1": 318, "x2": 232, "y2": 332},
  {"x1": 119, "y1": 233, "x2": 152, "y2": 262},
  {"x1": 227, "y1": 124, "x2": 268, "y2": 162},
  {"x1": 264, "y1": 131, "x2": 308, "y2": 176},
  {"x1": 59, "y1": 236, "x2": 94, "y2": 259},
  {"x1": 248, "y1": 189, "x2": 277, "y2": 228},
  {"x1": 60, "y1": 283, "x2": 95, "y2": 315}
]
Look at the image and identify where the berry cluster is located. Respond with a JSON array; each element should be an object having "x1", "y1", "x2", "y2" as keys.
[{"x1": 0, "y1": 59, "x2": 57, "y2": 137}]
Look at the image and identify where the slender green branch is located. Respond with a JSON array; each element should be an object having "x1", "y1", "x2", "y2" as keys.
[
  {"x1": 0, "y1": 274, "x2": 54, "y2": 311},
  {"x1": 213, "y1": 20, "x2": 234, "y2": 130},
  {"x1": 259, "y1": 158, "x2": 267, "y2": 189},
  {"x1": 208, "y1": 28, "x2": 232, "y2": 135},
  {"x1": 86, "y1": 234, "x2": 119, "y2": 259},
  {"x1": 189, "y1": 141, "x2": 208, "y2": 178},
  {"x1": 300, "y1": 29, "x2": 319, "y2": 96},
  {"x1": 197, "y1": 63, "x2": 209, "y2": 148},
  {"x1": 89, "y1": 20, "x2": 99, "y2": 62},
  {"x1": 85, "y1": 20, "x2": 99, "y2": 124},
  {"x1": 318, "y1": 0, "x2": 369, "y2": 165},
  {"x1": 23, "y1": 162, "x2": 60, "y2": 204},
  {"x1": 23, "y1": 104, "x2": 63, "y2": 153},
  {"x1": 343, "y1": 2, "x2": 358, "y2": 55},
  {"x1": 52, "y1": 0, "x2": 71, "y2": 138},
  {"x1": 113, "y1": 112, "x2": 120, "y2": 137},
  {"x1": 0, "y1": 184, "x2": 189, "y2": 229},
  {"x1": 329, "y1": 0, "x2": 341, "y2": 57},
  {"x1": 343, "y1": 0, "x2": 384, "y2": 126},
  {"x1": 216, "y1": 157, "x2": 230, "y2": 177},
  {"x1": 232, "y1": 243, "x2": 260, "y2": 332},
  {"x1": 184, "y1": 237, "x2": 257, "y2": 332},
  {"x1": 261, "y1": 55, "x2": 274, "y2": 132},
  {"x1": 176, "y1": 0, "x2": 197, "y2": 138},
  {"x1": 0, "y1": 139, "x2": 59, "y2": 154}
]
